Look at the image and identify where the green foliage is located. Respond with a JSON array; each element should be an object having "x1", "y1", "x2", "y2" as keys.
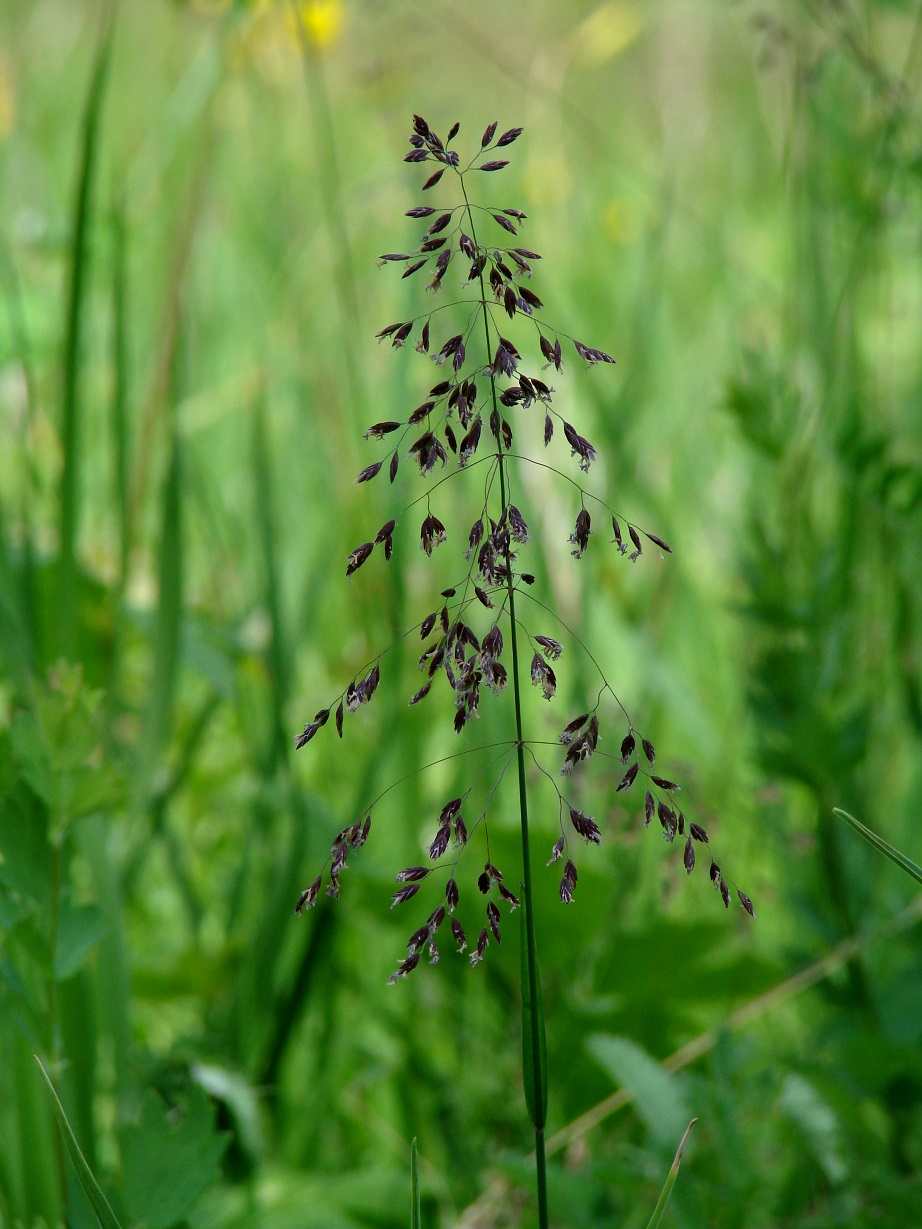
[{"x1": 1, "y1": 0, "x2": 921, "y2": 1225}]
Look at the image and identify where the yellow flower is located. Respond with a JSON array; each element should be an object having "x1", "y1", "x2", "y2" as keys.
[{"x1": 295, "y1": 0, "x2": 344, "y2": 52}]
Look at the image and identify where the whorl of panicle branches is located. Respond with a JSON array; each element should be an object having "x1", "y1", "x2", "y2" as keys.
[{"x1": 294, "y1": 116, "x2": 753, "y2": 982}]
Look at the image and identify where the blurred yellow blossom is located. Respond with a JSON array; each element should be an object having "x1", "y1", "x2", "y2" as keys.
[
  {"x1": 293, "y1": 0, "x2": 344, "y2": 52},
  {"x1": 570, "y1": 3, "x2": 642, "y2": 69}
]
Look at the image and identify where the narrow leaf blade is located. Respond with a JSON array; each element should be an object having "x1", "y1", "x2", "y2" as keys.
[
  {"x1": 833, "y1": 809, "x2": 922, "y2": 885},
  {"x1": 645, "y1": 1118, "x2": 698, "y2": 1229},
  {"x1": 34, "y1": 1057, "x2": 124, "y2": 1229}
]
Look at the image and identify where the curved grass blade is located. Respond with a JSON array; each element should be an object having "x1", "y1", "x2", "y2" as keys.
[
  {"x1": 644, "y1": 1117, "x2": 698, "y2": 1229},
  {"x1": 410, "y1": 1137, "x2": 421, "y2": 1229},
  {"x1": 34, "y1": 1056, "x2": 124, "y2": 1229},
  {"x1": 833, "y1": 809, "x2": 922, "y2": 886}
]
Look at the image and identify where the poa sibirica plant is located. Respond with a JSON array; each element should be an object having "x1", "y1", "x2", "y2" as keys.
[{"x1": 294, "y1": 115, "x2": 753, "y2": 1223}]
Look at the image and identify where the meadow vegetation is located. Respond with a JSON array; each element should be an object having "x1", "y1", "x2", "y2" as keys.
[{"x1": 1, "y1": 2, "x2": 921, "y2": 1226}]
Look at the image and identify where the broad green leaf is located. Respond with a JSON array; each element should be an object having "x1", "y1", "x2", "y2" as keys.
[
  {"x1": 119, "y1": 1085, "x2": 227, "y2": 1229},
  {"x1": 586, "y1": 1034, "x2": 690, "y2": 1147},
  {"x1": 34, "y1": 1056, "x2": 123, "y2": 1229}
]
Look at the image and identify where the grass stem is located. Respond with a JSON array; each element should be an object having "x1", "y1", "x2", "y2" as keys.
[{"x1": 463, "y1": 175, "x2": 549, "y2": 1228}]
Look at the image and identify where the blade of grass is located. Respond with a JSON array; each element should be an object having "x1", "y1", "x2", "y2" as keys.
[
  {"x1": 59, "y1": 0, "x2": 116, "y2": 657},
  {"x1": 12, "y1": 1035, "x2": 61, "y2": 1225},
  {"x1": 58, "y1": 971, "x2": 98, "y2": 1172},
  {"x1": 129, "y1": 132, "x2": 212, "y2": 539},
  {"x1": 34, "y1": 1056, "x2": 123, "y2": 1229},
  {"x1": 410, "y1": 1137, "x2": 421, "y2": 1229},
  {"x1": 644, "y1": 1118, "x2": 697, "y2": 1229},
  {"x1": 84, "y1": 813, "x2": 132, "y2": 1095},
  {"x1": 143, "y1": 423, "x2": 184, "y2": 782},
  {"x1": 252, "y1": 388, "x2": 289, "y2": 769},
  {"x1": 833, "y1": 808, "x2": 922, "y2": 885},
  {"x1": 0, "y1": 499, "x2": 32, "y2": 687},
  {"x1": 110, "y1": 192, "x2": 131, "y2": 589},
  {"x1": 0, "y1": 239, "x2": 38, "y2": 670}
]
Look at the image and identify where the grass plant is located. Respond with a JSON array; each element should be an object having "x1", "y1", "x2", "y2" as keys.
[
  {"x1": 1, "y1": 2, "x2": 921, "y2": 1226},
  {"x1": 292, "y1": 114, "x2": 752, "y2": 1224}
]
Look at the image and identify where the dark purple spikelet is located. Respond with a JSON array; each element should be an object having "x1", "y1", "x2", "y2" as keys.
[
  {"x1": 569, "y1": 508, "x2": 591, "y2": 558},
  {"x1": 295, "y1": 875, "x2": 322, "y2": 915},
  {"x1": 346, "y1": 542, "x2": 374, "y2": 577},
  {"x1": 535, "y1": 635, "x2": 563, "y2": 661},
  {"x1": 617, "y1": 762, "x2": 639, "y2": 791},
  {"x1": 570, "y1": 807, "x2": 602, "y2": 844}
]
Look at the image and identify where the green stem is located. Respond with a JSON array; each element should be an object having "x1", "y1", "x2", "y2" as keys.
[{"x1": 461, "y1": 177, "x2": 549, "y2": 1228}]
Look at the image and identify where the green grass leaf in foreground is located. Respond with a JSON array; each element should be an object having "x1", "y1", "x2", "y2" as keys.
[
  {"x1": 833, "y1": 809, "x2": 922, "y2": 886},
  {"x1": 34, "y1": 1056, "x2": 123, "y2": 1229},
  {"x1": 645, "y1": 1118, "x2": 698, "y2": 1229}
]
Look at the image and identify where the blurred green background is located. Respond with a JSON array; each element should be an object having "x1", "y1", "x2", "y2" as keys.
[{"x1": 1, "y1": 0, "x2": 922, "y2": 1225}]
